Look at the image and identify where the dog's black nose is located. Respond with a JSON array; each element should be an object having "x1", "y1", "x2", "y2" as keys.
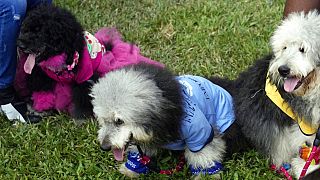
[
  {"x1": 278, "y1": 65, "x2": 291, "y2": 77},
  {"x1": 100, "y1": 144, "x2": 111, "y2": 151},
  {"x1": 16, "y1": 39, "x2": 26, "y2": 49}
]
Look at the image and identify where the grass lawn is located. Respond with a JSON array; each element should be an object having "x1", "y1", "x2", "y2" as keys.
[{"x1": 1, "y1": 0, "x2": 286, "y2": 179}]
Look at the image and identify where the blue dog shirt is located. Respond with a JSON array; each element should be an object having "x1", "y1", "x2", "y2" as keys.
[{"x1": 163, "y1": 75, "x2": 235, "y2": 152}]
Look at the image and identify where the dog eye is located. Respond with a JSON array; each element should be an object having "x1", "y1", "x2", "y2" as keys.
[
  {"x1": 283, "y1": 46, "x2": 287, "y2": 50},
  {"x1": 115, "y1": 118, "x2": 124, "y2": 126},
  {"x1": 299, "y1": 47, "x2": 305, "y2": 53}
]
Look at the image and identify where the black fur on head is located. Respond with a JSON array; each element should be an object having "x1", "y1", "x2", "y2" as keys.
[
  {"x1": 17, "y1": 5, "x2": 84, "y2": 65},
  {"x1": 132, "y1": 63, "x2": 184, "y2": 145}
]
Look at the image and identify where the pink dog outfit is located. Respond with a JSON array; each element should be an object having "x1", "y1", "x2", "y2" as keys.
[{"x1": 15, "y1": 28, "x2": 163, "y2": 114}]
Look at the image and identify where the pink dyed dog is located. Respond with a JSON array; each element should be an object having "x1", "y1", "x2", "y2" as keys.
[{"x1": 15, "y1": 27, "x2": 163, "y2": 119}]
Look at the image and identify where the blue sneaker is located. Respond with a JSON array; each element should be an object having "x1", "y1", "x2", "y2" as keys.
[
  {"x1": 125, "y1": 151, "x2": 150, "y2": 174},
  {"x1": 190, "y1": 161, "x2": 223, "y2": 175}
]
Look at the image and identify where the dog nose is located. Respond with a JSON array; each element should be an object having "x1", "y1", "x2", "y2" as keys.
[
  {"x1": 16, "y1": 39, "x2": 26, "y2": 49},
  {"x1": 100, "y1": 143, "x2": 111, "y2": 151},
  {"x1": 278, "y1": 65, "x2": 291, "y2": 77}
]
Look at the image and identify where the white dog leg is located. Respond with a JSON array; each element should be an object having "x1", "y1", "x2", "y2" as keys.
[
  {"x1": 119, "y1": 163, "x2": 140, "y2": 178},
  {"x1": 270, "y1": 125, "x2": 313, "y2": 167},
  {"x1": 288, "y1": 128, "x2": 316, "y2": 178},
  {"x1": 185, "y1": 137, "x2": 226, "y2": 179},
  {"x1": 119, "y1": 146, "x2": 158, "y2": 178}
]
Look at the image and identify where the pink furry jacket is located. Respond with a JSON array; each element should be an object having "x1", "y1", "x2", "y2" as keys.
[{"x1": 15, "y1": 28, "x2": 163, "y2": 114}]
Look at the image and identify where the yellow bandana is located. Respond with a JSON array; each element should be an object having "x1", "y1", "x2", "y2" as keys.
[{"x1": 265, "y1": 77, "x2": 318, "y2": 135}]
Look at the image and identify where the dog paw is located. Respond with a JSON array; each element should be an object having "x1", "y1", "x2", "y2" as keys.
[
  {"x1": 119, "y1": 163, "x2": 139, "y2": 178},
  {"x1": 27, "y1": 104, "x2": 53, "y2": 117}
]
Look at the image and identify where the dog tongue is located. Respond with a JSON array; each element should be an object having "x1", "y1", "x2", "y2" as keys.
[
  {"x1": 24, "y1": 54, "x2": 36, "y2": 74},
  {"x1": 113, "y1": 148, "x2": 124, "y2": 161},
  {"x1": 284, "y1": 78, "x2": 300, "y2": 92}
]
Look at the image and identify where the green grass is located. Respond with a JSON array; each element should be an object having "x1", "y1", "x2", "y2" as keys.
[{"x1": 1, "y1": 0, "x2": 286, "y2": 179}]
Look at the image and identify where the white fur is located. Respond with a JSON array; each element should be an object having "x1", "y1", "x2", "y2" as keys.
[
  {"x1": 119, "y1": 163, "x2": 139, "y2": 178},
  {"x1": 131, "y1": 126, "x2": 153, "y2": 142},
  {"x1": 185, "y1": 137, "x2": 226, "y2": 168},
  {"x1": 269, "y1": 10, "x2": 320, "y2": 91},
  {"x1": 91, "y1": 67, "x2": 163, "y2": 149},
  {"x1": 97, "y1": 126, "x2": 107, "y2": 145},
  {"x1": 91, "y1": 68, "x2": 164, "y2": 125},
  {"x1": 271, "y1": 11, "x2": 320, "y2": 60},
  {"x1": 109, "y1": 126, "x2": 132, "y2": 149},
  {"x1": 270, "y1": 124, "x2": 314, "y2": 166},
  {"x1": 267, "y1": 11, "x2": 320, "y2": 177}
]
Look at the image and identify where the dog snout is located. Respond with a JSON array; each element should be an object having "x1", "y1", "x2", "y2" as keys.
[
  {"x1": 100, "y1": 141, "x2": 111, "y2": 151},
  {"x1": 16, "y1": 38, "x2": 33, "y2": 54},
  {"x1": 278, "y1": 65, "x2": 291, "y2": 77},
  {"x1": 16, "y1": 39, "x2": 26, "y2": 49}
]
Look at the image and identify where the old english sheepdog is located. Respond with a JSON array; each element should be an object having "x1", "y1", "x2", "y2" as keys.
[
  {"x1": 212, "y1": 11, "x2": 320, "y2": 178},
  {"x1": 90, "y1": 63, "x2": 243, "y2": 178}
]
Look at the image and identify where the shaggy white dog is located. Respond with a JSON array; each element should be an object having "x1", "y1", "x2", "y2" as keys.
[
  {"x1": 211, "y1": 11, "x2": 320, "y2": 179},
  {"x1": 269, "y1": 11, "x2": 320, "y2": 177},
  {"x1": 90, "y1": 63, "x2": 238, "y2": 178}
]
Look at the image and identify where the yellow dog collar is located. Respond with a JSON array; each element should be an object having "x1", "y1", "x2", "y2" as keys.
[{"x1": 265, "y1": 76, "x2": 318, "y2": 135}]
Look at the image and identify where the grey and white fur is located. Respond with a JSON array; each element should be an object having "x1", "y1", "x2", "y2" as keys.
[
  {"x1": 91, "y1": 63, "x2": 231, "y2": 178},
  {"x1": 211, "y1": 11, "x2": 320, "y2": 177}
]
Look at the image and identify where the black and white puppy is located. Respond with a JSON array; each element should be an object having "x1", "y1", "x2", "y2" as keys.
[{"x1": 91, "y1": 63, "x2": 243, "y2": 178}]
